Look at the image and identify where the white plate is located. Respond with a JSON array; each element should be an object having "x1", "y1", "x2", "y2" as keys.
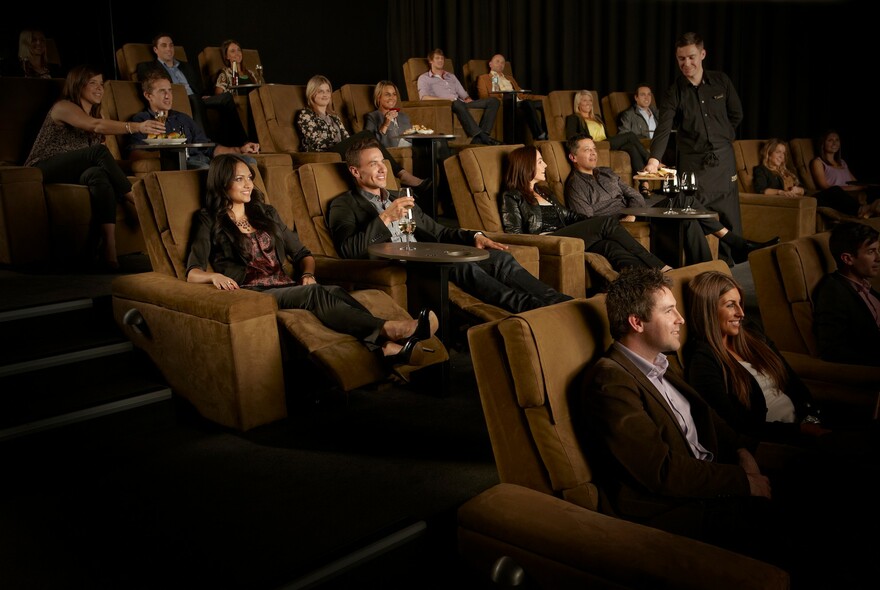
[
  {"x1": 143, "y1": 138, "x2": 187, "y2": 145},
  {"x1": 417, "y1": 129, "x2": 435, "y2": 134}
]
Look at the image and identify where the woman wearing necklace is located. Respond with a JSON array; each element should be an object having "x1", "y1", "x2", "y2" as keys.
[
  {"x1": 295, "y1": 75, "x2": 429, "y2": 193},
  {"x1": 564, "y1": 90, "x2": 651, "y2": 195},
  {"x1": 186, "y1": 154, "x2": 438, "y2": 367}
]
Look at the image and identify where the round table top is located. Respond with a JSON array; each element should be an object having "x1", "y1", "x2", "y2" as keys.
[
  {"x1": 229, "y1": 83, "x2": 261, "y2": 89},
  {"x1": 368, "y1": 242, "x2": 489, "y2": 263},
  {"x1": 400, "y1": 133, "x2": 456, "y2": 140},
  {"x1": 489, "y1": 89, "x2": 530, "y2": 94},
  {"x1": 136, "y1": 142, "x2": 216, "y2": 150},
  {"x1": 620, "y1": 207, "x2": 720, "y2": 220}
]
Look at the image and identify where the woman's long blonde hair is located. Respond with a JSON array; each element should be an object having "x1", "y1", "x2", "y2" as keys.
[
  {"x1": 687, "y1": 271, "x2": 789, "y2": 408},
  {"x1": 760, "y1": 138, "x2": 799, "y2": 190}
]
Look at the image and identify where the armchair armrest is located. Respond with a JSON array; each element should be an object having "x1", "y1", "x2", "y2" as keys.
[
  {"x1": 739, "y1": 193, "x2": 817, "y2": 242},
  {"x1": 111, "y1": 272, "x2": 286, "y2": 431},
  {"x1": 0, "y1": 165, "x2": 50, "y2": 265},
  {"x1": 458, "y1": 484, "x2": 789, "y2": 590},
  {"x1": 314, "y1": 256, "x2": 408, "y2": 308},
  {"x1": 481, "y1": 231, "x2": 587, "y2": 299}
]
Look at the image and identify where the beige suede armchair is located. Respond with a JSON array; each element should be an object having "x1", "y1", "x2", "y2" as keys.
[
  {"x1": 732, "y1": 139, "x2": 819, "y2": 243},
  {"x1": 0, "y1": 77, "x2": 143, "y2": 266},
  {"x1": 112, "y1": 167, "x2": 448, "y2": 431},
  {"x1": 749, "y1": 228, "x2": 880, "y2": 421},
  {"x1": 461, "y1": 280, "x2": 789, "y2": 589}
]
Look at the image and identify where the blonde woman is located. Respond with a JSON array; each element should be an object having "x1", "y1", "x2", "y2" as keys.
[
  {"x1": 12, "y1": 29, "x2": 63, "y2": 78},
  {"x1": 753, "y1": 139, "x2": 804, "y2": 197},
  {"x1": 295, "y1": 75, "x2": 426, "y2": 190}
]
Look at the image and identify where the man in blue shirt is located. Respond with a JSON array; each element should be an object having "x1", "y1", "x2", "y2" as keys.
[
  {"x1": 417, "y1": 48, "x2": 500, "y2": 146},
  {"x1": 135, "y1": 33, "x2": 248, "y2": 147}
]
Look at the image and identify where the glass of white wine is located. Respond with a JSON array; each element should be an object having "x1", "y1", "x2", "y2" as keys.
[{"x1": 398, "y1": 187, "x2": 416, "y2": 250}]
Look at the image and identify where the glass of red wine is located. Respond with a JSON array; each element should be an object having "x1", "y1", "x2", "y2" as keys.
[{"x1": 679, "y1": 171, "x2": 698, "y2": 213}]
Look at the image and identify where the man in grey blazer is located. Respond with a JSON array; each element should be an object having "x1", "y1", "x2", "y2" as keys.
[
  {"x1": 617, "y1": 84, "x2": 659, "y2": 141},
  {"x1": 581, "y1": 267, "x2": 775, "y2": 552}
]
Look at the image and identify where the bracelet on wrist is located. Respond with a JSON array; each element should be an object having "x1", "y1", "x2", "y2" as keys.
[
  {"x1": 125, "y1": 122, "x2": 132, "y2": 134},
  {"x1": 300, "y1": 272, "x2": 315, "y2": 278}
]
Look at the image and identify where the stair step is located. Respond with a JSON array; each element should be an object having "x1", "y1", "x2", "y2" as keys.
[
  {"x1": 0, "y1": 296, "x2": 125, "y2": 367},
  {"x1": 0, "y1": 349, "x2": 168, "y2": 430}
]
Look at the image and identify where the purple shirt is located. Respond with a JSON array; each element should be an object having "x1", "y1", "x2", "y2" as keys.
[{"x1": 417, "y1": 70, "x2": 468, "y2": 100}]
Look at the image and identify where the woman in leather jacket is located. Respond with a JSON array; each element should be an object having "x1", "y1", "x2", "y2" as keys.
[{"x1": 500, "y1": 146, "x2": 669, "y2": 273}]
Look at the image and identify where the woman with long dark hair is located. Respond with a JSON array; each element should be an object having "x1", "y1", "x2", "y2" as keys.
[
  {"x1": 500, "y1": 145, "x2": 670, "y2": 273},
  {"x1": 684, "y1": 270, "x2": 826, "y2": 442},
  {"x1": 185, "y1": 154, "x2": 437, "y2": 366}
]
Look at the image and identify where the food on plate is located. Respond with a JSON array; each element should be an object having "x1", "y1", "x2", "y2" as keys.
[
  {"x1": 146, "y1": 131, "x2": 187, "y2": 140},
  {"x1": 403, "y1": 124, "x2": 434, "y2": 135}
]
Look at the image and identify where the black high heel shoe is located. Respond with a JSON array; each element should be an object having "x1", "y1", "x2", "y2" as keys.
[
  {"x1": 385, "y1": 336, "x2": 435, "y2": 367},
  {"x1": 412, "y1": 308, "x2": 435, "y2": 342}
]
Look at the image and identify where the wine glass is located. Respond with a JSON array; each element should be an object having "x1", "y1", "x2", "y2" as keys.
[
  {"x1": 398, "y1": 187, "x2": 416, "y2": 250},
  {"x1": 679, "y1": 171, "x2": 698, "y2": 214},
  {"x1": 254, "y1": 64, "x2": 264, "y2": 85},
  {"x1": 662, "y1": 172, "x2": 679, "y2": 215}
]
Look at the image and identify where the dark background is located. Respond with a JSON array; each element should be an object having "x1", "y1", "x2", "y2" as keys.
[{"x1": 3, "y1": 0, "x2": 876, "y2": 176}]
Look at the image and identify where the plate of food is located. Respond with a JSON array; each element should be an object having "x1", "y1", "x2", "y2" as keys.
[
  {"x1": 143, "y1": 133, "x2": 187, "y2": 145},
  {"x1": 403, "y1": 124, "x2": 435, "y2": 135}
]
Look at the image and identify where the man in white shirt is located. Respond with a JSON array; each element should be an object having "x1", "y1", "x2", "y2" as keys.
[{"x1": 417, "y1": 48, "x2": 500, "y2": 145}]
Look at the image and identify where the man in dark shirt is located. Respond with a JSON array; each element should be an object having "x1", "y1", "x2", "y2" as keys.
[
  {"x1": 564, "y1": 133, "x2": 649, "y2": 220},
  {"x1": 813, "y1": 221, "x2": 880, "y2": 366},
  {"x1": 135, "y1": 33, "x2": 248, "y2": 147},
  {"x1": 328, "y1": 137, "x2": 571, "y2": 314},
  {"x1": 643, "y1": 32, "x2": 776, "y2": 265}
]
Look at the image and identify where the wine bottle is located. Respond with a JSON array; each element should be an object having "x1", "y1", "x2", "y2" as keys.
[{"x1": 231, "y1": 61, "x2": 239, "y2": 87}]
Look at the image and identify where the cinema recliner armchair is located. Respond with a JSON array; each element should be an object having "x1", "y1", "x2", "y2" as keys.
[
  {"x1": 459, "y1": 290, "x2": 789, "y2": 589},
  {"x1": 749, "y1": 228, "x2": 880, "y2": 420},
  {"x1": 112, "y1": 167, "x2": 448, "y2": 431}
]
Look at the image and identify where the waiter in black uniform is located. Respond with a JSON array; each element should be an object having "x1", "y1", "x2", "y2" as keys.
[{"x1": 645, "y1": 32, "x2": 777, "y2": 265}]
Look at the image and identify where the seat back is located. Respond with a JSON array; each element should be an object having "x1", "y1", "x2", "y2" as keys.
[
  {"x1": 248, "y1": 83, "x2": 325, "y2": 156},
  {"x1": 444, "y1": 144, "x2": 524, "y2": 232},
  {"x1": 600, "y1": 91, "x2": 633, "y2": 138},
  {"x1": 789, "y1": 137, "x2": 817, "y2": 192},
  {"x1": 749, "y1": 231, "x2": 839, "y2": 357},
  {"x1": 402, "y1": 56, "x2": 456, "y2": 101},
  {"x1": 468, "y1": 297, "x2": 610, "y2": 508},
  {"x1": 462, "y1": 58, "x2": 514, "y2": 97},
  {"x1": 116, "y1": 43, "x2": 188, "y2": 82},
  {"x1": 545, "y1": 89, "x2": 599, "y2": 141},
  {"x1": 0, "y1": 77, "x2": 64, "y2": 166}
]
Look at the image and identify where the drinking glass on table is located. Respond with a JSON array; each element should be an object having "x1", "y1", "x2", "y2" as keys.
[
  {"x1": 662, "y1": 173, "x2": 679, "y2": 215},
  {"x1": 679, "y1": 171, "x2": 698, "y2": 213},
  {"x1": 398, "y1": 187, "x2": 416, "y2": 250}
]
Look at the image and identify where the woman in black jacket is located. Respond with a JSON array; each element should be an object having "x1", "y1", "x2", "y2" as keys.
[
  {"x1": 684, "y1": 270, "x2": 827, "y2": 443},
  {"x1": 500, "y1": 145, "x2": 669, "y2": 273}
]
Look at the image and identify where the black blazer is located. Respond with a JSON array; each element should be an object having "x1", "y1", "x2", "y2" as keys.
[
  {"x1": 327, "y1": 189, "x2": 477, "y2": 260},
  {"x1": 813, "y1": 272, "x2": 880, "y2": 366}
]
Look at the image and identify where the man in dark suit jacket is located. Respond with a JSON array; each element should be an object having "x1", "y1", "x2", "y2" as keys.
[
  {"x1": 327, "y1": 137, "x2": 571, "y2": 314},
  {"x1": 813, "y1": 221, "x2": 880, "y2": 366},
  {"x1": 135, "y1": 33, "x2": 247, "y2": 147},
  {"x1": 581, "y1": 267, "x2": 774, "y2": 551}
]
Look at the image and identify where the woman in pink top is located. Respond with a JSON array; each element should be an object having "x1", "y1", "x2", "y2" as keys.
[{"x1": 810, "y1": 130, "x2": 878, "y2": 218}]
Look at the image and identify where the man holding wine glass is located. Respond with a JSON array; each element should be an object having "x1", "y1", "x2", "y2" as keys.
[
  {"x1": 329, "y1": 137, "x2": 572, "y2": 314},
  {"x1": 642, "y1": 32, "x2": 778, "y2": 265}
]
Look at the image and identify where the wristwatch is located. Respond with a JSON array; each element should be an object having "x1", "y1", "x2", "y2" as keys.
[{"x1": 801, "y1": 414, "x2": 821, "y2": 425}]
